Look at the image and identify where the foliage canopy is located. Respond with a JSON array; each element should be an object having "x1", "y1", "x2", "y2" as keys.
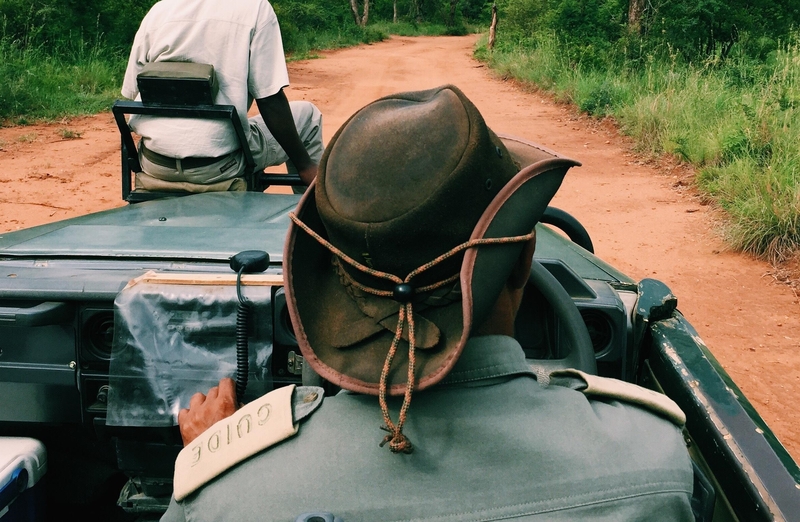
[
  {"x1": 0, "y1": 0, "x2": 491, "y2": 57},
  {"x1": 498, "y1": 0, "x2": 800, "y2": 63}
]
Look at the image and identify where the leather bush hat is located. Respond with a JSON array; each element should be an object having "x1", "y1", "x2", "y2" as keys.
[{"x1": 284, "y1": 85, "x2": 580, "y2": 397}]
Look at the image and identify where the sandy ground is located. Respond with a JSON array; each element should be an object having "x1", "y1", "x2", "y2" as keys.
[{"x1": 1, "y1": 35, "x2": 798, "y2": 460}]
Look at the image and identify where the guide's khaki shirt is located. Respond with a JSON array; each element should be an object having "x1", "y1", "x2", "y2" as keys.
[{"x1": 162, "y1": 335, "x2": 694, "y2": 521}]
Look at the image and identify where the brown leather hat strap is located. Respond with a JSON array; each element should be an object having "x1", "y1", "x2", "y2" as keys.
[
  {"x1": 290, "y1": 212, "x2": 535, "y2": 454},
  {"x1": 378, "y1": 302, "x2": 416, "y2": 453}
]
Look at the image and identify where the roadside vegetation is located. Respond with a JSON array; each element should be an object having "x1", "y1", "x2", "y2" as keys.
[{"x1": 477, "y1": 0, "x2": 800, "y2": 263}]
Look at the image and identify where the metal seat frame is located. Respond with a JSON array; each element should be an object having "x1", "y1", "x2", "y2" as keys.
[{"x1": 112, "y1": 101, "x2": 301, "y2": 203}]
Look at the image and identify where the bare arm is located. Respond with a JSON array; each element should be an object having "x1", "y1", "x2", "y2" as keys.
[{"x1": 255, "y1": 89, "x2": 318, "y2": 186}]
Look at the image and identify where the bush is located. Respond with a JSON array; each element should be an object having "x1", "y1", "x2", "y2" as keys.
[{"x1": 575, "y1": 77, "x2": 628, "y2": 116}]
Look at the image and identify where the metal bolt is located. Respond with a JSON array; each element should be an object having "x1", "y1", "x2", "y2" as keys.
[
  {"x1": 69, "y1": 361, "x2": 77, "y2": 369},
  {"x1": 97, "y1": 385, "x2": 110, "y2": 404}
]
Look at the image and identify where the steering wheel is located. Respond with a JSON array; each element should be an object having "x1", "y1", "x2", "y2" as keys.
[{"x1": 526, "y1": 260, "x2": 597, "y2": 377}]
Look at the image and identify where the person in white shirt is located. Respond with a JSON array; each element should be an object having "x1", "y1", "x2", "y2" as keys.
[{"x1": 122, "y1": 0, "x2": 322, "y2": 188}]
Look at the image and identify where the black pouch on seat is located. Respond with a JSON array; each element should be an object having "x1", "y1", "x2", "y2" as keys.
[{"x1": 137, "y1": 62, "x2": 218, "y2": 106}]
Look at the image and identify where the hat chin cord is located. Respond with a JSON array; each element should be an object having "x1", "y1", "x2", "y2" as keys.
[{"x1": 290, "y1": 212, "x2": 535, "y2": 454}]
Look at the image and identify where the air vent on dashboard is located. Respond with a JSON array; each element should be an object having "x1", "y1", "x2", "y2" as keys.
[
  {"x1": 80, "y1": 309, "x2": 115, "y2": 366},
  {"x1": 580, "y1": 309, "x2": 614, "y2": 356}
]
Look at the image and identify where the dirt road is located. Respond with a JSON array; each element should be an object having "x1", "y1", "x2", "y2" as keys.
[{"x1": 1, "y1": 35, "x2": 798, "y2": 459}]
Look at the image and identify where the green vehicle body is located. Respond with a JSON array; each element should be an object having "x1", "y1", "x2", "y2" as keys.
[{"x1": 0, "y1": 191, "x2": 797, "y2": 520}]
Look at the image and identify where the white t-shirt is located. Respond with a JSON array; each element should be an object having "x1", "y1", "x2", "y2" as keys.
[{"x1": 121, "y1": 0, "x2": 290, "y2": 158}]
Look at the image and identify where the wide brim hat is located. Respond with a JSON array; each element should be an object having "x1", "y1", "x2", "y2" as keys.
[{"x1": 284, "y1": 85, "x2": 580, "y2": 396}]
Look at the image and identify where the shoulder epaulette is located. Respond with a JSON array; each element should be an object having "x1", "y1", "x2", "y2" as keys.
[
  {"x1": 173, "y1": 384, "x2": 324, "y2": 501},
  {"x1": 548, "y1": 369, "x2": 686, "y2": 426}
]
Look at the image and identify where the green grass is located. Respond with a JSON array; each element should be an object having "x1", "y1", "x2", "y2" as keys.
[
  {"x1": 478, "y1": 32, "x2": 800, "y2": 262},
  {"x1": 0, "y1": 34, "x2": 125, "y2": 123}
]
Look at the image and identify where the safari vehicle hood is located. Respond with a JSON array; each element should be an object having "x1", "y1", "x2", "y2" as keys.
[
  {"x1": 0, "y1": 192, "x2": 635, "y2": 287},
  {"x1": 0, "y1": 192, "x2": 300, "y2": 263}
]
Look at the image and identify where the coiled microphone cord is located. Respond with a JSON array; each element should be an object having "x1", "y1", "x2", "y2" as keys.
[{"x1": 235, "y1": 267, "x2": 250, "y2": 403}]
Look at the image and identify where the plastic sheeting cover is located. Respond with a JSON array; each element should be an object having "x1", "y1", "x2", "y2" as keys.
[{"x1": 106, "y1": 278, "x2": 275, "y2": 427}]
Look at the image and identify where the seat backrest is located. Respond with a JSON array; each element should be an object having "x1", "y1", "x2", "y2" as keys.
[
  {"x1": 112, "y1": 100, "x2": 257, "y2": 203},
  {"x1": 137, "y1": 62, "x2": 218, "y2": 106}
]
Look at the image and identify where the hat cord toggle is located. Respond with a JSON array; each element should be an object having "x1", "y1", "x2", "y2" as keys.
[{"x1": 289, "y1": 212, "x2": 535, "y2": 454}]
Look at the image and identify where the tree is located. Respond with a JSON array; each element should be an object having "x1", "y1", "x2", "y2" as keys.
[
  {"x1": 488, "y1": 3, "x2": 498, "y2": 50},
  {"x1": 350, "y1": 0, "x2": 369, "y2": 26},
  {"x1": 627, "y1": 0, "x2": 643, "y2": 33},
  {"x1": 448, "y1": 0, "x2": 460, "y2": 27},
  {"x1": 409, "y1": 0, "x2": 421, "y2": 22}
]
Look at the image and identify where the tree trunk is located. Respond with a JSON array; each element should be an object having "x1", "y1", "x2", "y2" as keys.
[
  {"x1": 350, "y1": 0, "x2": 360, "y2": 25},
  {"x1": 448, "y1": 0, "x2": 459, "y2": 27},
  {"x1": 488, "y1": 3, "x2": 498, "y2": 50},
  {"x1": 393, "y1": 0, "x2": 397, "y2": 23},
  {"x1": 409, "y1": 0, "x2": 420, "y2": 23},
  {"x1": 349, "y1": 0, "x2": 369, "y2": 27},
  {"x1": 627, "y1": 0, "x2": 643, "y2": 33}
]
